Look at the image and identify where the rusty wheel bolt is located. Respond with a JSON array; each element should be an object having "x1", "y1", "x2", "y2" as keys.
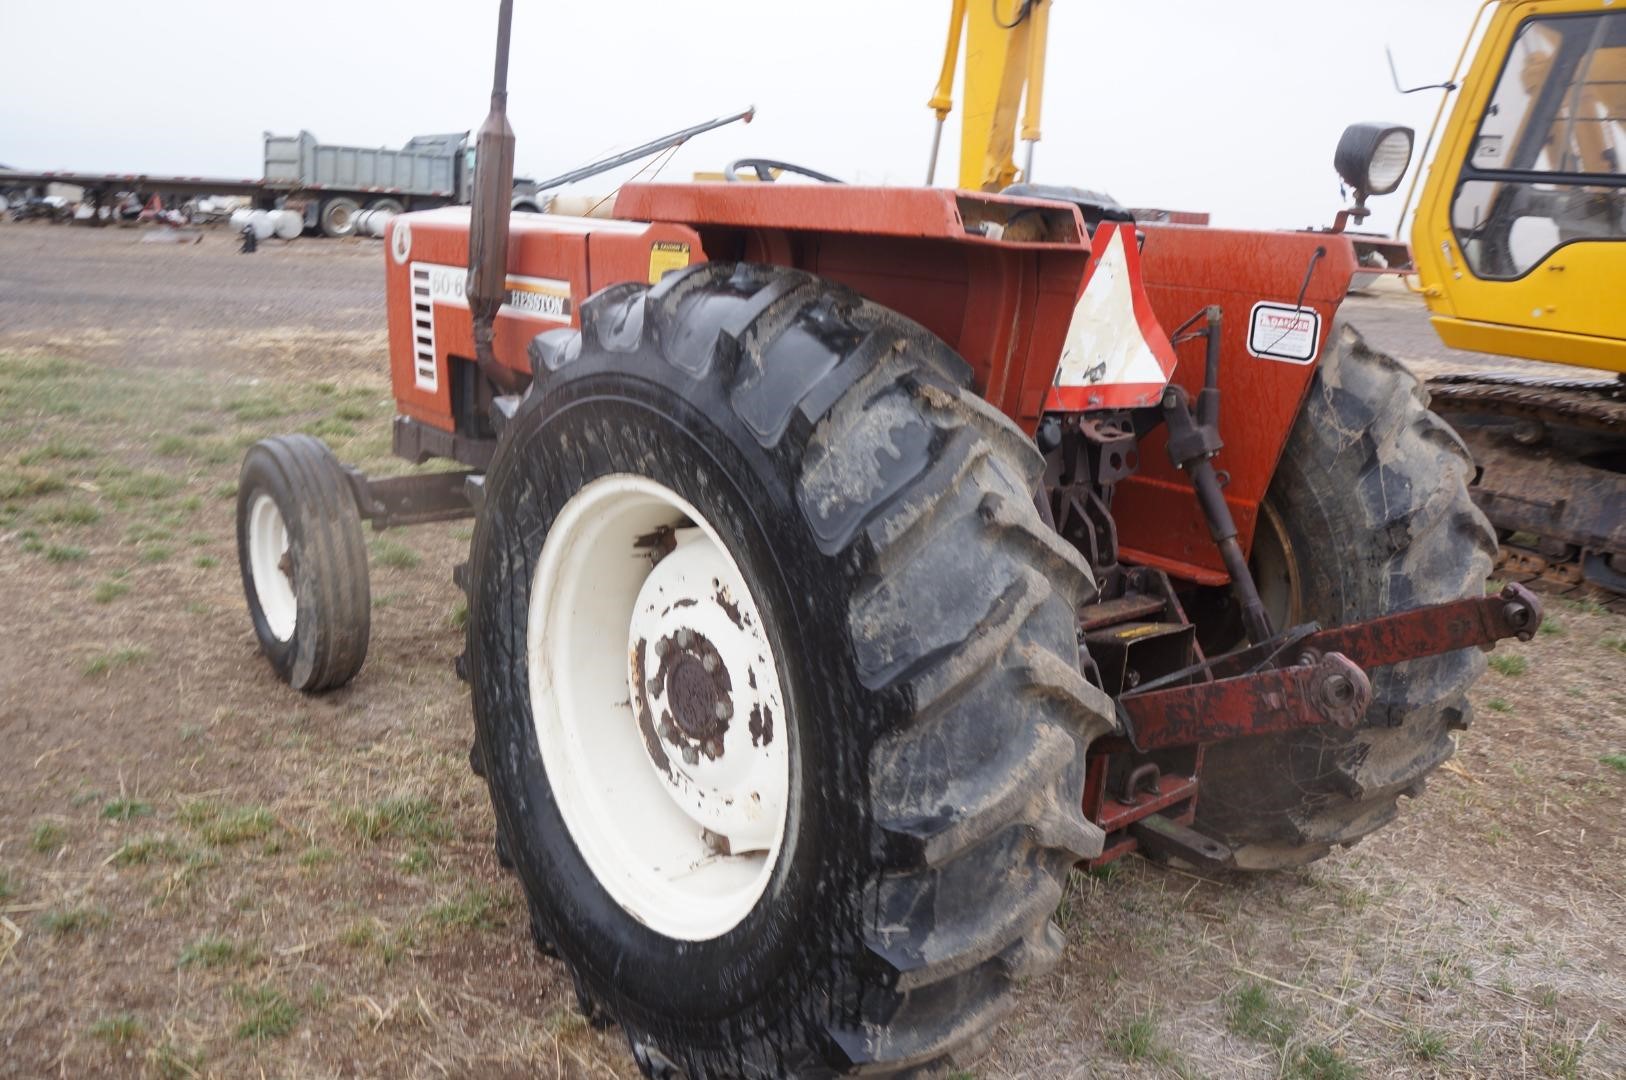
[
  {"x1": 714, "y1": 700, "x2": 732, "y2": 721},
  {"x1": 702, "y1": 654, "x2": 718, "y2": 674},
  {"x1": 659, "y1": 719, "x2": 678, "y2": 742},
  {"x1": 655, "y1": 637, "x2": 671, "y2": 657},
  {"x1": 681, "y1": 744, "x2": 699, "y2": 767},
  {"x1": 676, "y1": 629, "x2": 693, "y2": 649},
  {"x1": 706, "y1": 738, "x2": 723, "y2": 759}
]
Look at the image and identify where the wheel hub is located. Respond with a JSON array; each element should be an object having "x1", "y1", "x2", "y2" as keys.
[{"x1": 628, "y1": 530, "x2": 785, "y2": 856}]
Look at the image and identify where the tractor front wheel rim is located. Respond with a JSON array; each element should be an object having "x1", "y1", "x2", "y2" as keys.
[
  {"x1": 248, "y1": 493, "x2": 296, "y2": 642},
  {"x1": 526, "y1": 474, "x2": 790, "y2": 941}
]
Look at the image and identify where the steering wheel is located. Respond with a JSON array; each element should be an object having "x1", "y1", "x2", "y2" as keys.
[{"x1": 724, "y1": 158, "x2": 845, "y2": 184}]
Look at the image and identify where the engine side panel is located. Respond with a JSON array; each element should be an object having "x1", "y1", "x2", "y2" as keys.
[{"x1": 383, "y1": 207, "x2": 705, "y2": 432}]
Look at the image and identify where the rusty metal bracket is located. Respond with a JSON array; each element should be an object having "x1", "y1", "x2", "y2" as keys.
[
  {"x1": 1208, "y1": 583, "x2": 1543, "y2": 680},
  {"x1": 1116, "y1": 651, "x2": 1373, "y2": 752},
  {"x1": 1128, "y1": 813, "x2": 1236, "y2": 871},
  {"x1": 343, "y1": 467, "x2": 480, "y2": 530}
]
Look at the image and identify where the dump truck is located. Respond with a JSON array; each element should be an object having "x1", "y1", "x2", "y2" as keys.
[{"x1": 234, "y1": 2, "x2": 1541, "y2": 1074}]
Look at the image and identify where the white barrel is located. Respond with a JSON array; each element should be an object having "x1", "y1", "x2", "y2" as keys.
[
  {"x1": 247, "y1": 209, "x2": 275, "y2": 241},
  {"x1": 353, "y1": 208, "x2": 375, "y2": 237},
  {"x1": 0, "y1": 194, "x2": 9, "y2": 214},
  {"x1": 230, "y1": 208, "x2": 254, "y2": 232},
  {"x1": 367, "y1": 210, "x2": 395, "y2": 238},
  {"x1": 271, "y1": 209, "x2": 302, "y2": 240}
]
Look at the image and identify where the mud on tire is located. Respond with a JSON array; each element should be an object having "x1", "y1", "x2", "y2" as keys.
[
  {"x1": 1194, "y1": 322, "x2": 1497, "y2": 869},
  {"x1": 464, "y1": 263, "x2": 1116, "y2": 1076}
]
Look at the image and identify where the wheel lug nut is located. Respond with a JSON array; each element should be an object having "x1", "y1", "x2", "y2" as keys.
[
  {"x1": 714, "y1": 700, "x2": 732, "y2": 721},
  {"x1": 707, "y1": 738, "x2": 724, "y2": 758},
  {"x1": 676, "y1": 629, "x2": 693, "y2": 648},
  {"x1": 659, "y1": 719, "x2": 678, "y2": 742},
  {"x1": 655, "y1": 638, "x2": 671, "y2": 657},
  {"x1": 681, "y1": 744, "x2": 699, "y2": 767},
  {"x1": 703, "y1": 654, "x2": 718, "y2": 673}
]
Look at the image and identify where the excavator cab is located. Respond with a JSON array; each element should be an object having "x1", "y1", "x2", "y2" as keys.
[{"x1": 1412, "y1": 2, "x2": 1626, "y2": 373}]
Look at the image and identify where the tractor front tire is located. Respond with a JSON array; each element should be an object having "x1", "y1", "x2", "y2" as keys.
[
  {"x1": 465, "y1": 263, "x2": 1114, "y2": 1076},
  {"x1": 1194, "y1": 322, "x2": 1496, "y2": 869},
  {"x1": 236, "y1": 434, "x2": 370, "y2": 692}
]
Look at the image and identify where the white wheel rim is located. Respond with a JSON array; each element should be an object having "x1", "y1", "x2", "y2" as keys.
[
  {"x1": 248, "y1": 493, "x2": 297, "y2": 642},
  {"x1": 527, "y1": 474, "x2": 790, "y2": 941}
]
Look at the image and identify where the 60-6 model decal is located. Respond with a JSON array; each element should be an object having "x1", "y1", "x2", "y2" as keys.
[{"x1": 408, "y1": 262, "x2": 575, "y2": 393}]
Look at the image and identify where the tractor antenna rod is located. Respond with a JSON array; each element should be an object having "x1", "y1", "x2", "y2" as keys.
[
  {"x1": 467, "y1": 0, "x2": 524, "y2": 395},
  {"x1": 531, "y1": 107, "x2": 755, "y2": 193}
]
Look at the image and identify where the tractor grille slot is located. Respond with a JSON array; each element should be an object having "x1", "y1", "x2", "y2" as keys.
[{"x1": 410, "y1": 264, "x2": 437, "y2": 392}]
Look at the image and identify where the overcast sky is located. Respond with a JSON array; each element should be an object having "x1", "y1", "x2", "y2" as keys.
[{"x1": 1, "y1": 0, "x2": 1492, "y2": 234}]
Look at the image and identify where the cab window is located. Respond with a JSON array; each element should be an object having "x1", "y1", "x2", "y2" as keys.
[{"x1": 1453, "y1": 12, "x2": 1626, "y2": 279}]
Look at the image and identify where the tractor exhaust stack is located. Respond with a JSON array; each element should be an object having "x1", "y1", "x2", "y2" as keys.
[{"x1": 467, "y1": 0, "x2": 524, "y2": 395}]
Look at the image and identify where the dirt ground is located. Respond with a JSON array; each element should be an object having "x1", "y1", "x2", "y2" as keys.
[{"x1": 1, "y1": 224, "x2": 1622, "y2": 1080}]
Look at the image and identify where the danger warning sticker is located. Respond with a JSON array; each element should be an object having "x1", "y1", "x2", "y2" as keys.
[{"x1": 1247, "y1": 302, "x2": 1321, "y2": 364}]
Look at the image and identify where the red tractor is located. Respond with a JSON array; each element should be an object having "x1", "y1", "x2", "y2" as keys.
[{"x1": 235, "y1": 3, "x2": 1539, "y2": 1075}]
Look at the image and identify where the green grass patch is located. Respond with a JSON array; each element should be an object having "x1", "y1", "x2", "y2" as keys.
[
  {"x1": 1403, "y1": 1025, "x2": 1450, "y2": 1063},
  {"x1": 40, "y1": 904, "x2": 109, "y2": 936},
  {"x1": 111, "y1": 835, "x2": 181, "y2": 866},
  {"x1": 371, "y1": 537, "x2": 420, "y2": 569},
  {"x1": 212, "y1": 481, "x2": 238, "y2": 500},
  {"x1": 333, "y1": 403, "x2": 368, "y2": 422},
  {"x1": 140, "y1": 544, "x2": 173, "y2": 564},
  {"x1": 148, "y1": 1040, "x2": 203, "y2": 1080},
  {"x1": 1538, "y1": 617, "x2": 1564, "y2": 636},
  {"x1": 179, "y1": 934, "x2": 260, "y2": 969},
  {"x1": 225, "y1": 397, "x2": 290, "y2": 423},
  {"x1": 297, "y1": 845, "x2": 337, "y2": 870},
  {"x1": 1487, "y1": 698, "x2": 1512, "y2": 713},
  {"x1": 30, "y1": 822, "x2": 67, "y2": 854},
  {"x1": 0, "y1": 870, "x2": 16, "y2": 902},
  {"x1": 1601, "y1": 753, "x2": 1626, "y2": 775},
  {"x1": 0, "y1": 471, "x2": 68, "y2": 500},
  {"x1": 44, "y1": 543, "x2": 88, "y2": 563},
  {"x1": 18, "y1": 439, "x2": 98, "y2": 466},
  {"x1": 1289, "y1": 1045, "x2": 1361, "y2": 1080},
  {"x1": 1489, "y1": 653, "x2": 1529, "y2": 677},
  {"x1": 101, "y1": 470, "x2": 182, "y2": 503},
  {"x1": 232, "y1": 984, "x2": 299, "y2": 1041},
  {"x1": 396, "y1": 845, "x2": 435, "y2": 875},
  {"x1": 449, "y1": 599, "x2": 468, "y2": 630},
  {"x1": 37, "y1": 501, "x2": 101, "y2": 527},
  {"x1": 103, "y1": 797, "x2": 154, "y2": 822},
  {"x1": 1225, "y1": 980, "x2": 1297, "y2": 1048},
  {"x1": 1604, "y1": 636, "x2": 1626, "y2": 655},
  {"x1": 181, "y1": 802, "x2": 276, "y2": 847},
  {"x1": 342, "y1": 796, "x2": 448, "y2": 845},
  {"x1": 83, "y1": 647, "x2": 149, "y2": 677},
  {"x1": 1104, "y1": 1013, "x2": 1166, "y2": 1064},
  {"x1": 88, "y1": 1013, "x2": 143, "y2": 1046},
  {"x1": 424, "y1": 886, "x2": 509, "y2": 933},
  {"x1": 302, "y1": 416, "x2": 357, "y2": 440},
  {"x1": 91, "y1": 580, "x2": 130, "y2": 604},
  {"x1": 194, "y1": 554, "x2": 218, "y2": 569}
]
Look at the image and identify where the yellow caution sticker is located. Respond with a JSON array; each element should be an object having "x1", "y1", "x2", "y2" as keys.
[
  {"x1": 1113, "y1": 623, "x2": 1167, "y2": 641},
  {"x1": 648, "y1": 241, "x2": 691, "y2": 284}
]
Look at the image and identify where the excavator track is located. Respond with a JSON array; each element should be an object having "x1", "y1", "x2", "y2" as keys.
[{"x1": 1426, "y1": 372, "x2": 1625, "y2": 607}]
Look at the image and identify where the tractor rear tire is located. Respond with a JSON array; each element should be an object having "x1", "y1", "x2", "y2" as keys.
[
  {"x1": 464, "y1": 263, "x2": 1114, "y2": 1076},
  {"x1": 319, "y1": 196, "x2": 360, "y2": 238},
  {"x1": 1194, "y1": 322, "x2": 1496, "y2": 869},
  {"x1": 236, "y1": 434, "x2": 370, "y2": 692}
]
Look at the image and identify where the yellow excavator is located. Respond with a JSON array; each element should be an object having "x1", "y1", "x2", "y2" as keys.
[{"x1": 927, "y1": 0, "x2": 1624, "y2": 595}]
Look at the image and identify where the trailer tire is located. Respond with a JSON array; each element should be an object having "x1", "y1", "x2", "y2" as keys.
[
  {"x1": 364, "y1": 197, "x2": 404, "y2": 216},
  {"x1": 318, "y1": 196, "x2": 360, "y2": 238},
  {"x1": 1194, "y1": 322, "x2": 1496, "y2": 869},
  {"x1": 236, "y1": 435, "x2": 370, "y2": 692},
  {"x1": 465, "y1": 263, "x2": 1114, "y2": 1077}
]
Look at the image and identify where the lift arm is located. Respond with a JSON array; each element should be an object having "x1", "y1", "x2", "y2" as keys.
[{"x1": 927, "y1": 0, "x2": 1051, "y2": 191}]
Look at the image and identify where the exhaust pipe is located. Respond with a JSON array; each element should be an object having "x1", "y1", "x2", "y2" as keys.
[{"x1": 466, "y1": 0, "x2": 525, "y2": 395}]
